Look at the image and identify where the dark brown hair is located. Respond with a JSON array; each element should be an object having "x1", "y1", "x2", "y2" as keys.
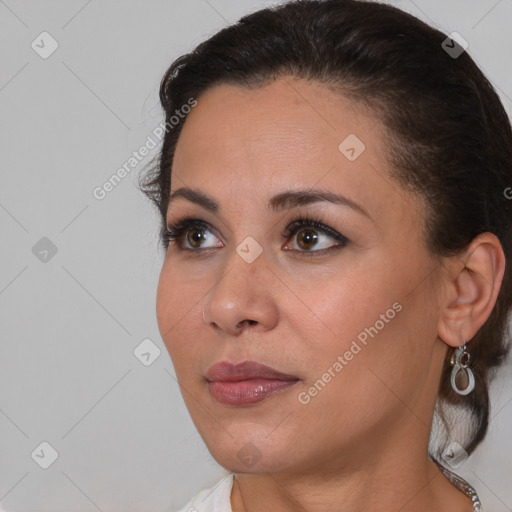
[{"x1": 139, "y1": 0, "x2": 512, "y2": 462}]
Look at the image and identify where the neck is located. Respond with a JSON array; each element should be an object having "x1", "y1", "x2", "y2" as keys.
[{"x1": 230, "y1": 430, "x2": 474, "y2": 512}]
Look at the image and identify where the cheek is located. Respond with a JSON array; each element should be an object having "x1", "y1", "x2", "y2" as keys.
[
  {"x1": 296, "y1": 267, "x2": 438, "y2": 421},
  {"x1": 286, "y1": 262, "x2": 416, "y2": 396},
  {"x1": 156, "y1": 262, "x2": 204, "y2": 361},
  {"x1": 285, "y1": 267, "x2": 393, "y2": 353}
]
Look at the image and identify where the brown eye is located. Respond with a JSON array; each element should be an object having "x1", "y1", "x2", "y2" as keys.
[
  {"x1": 164, "y1": 218, "x2": 223, "y2": 251},
  {"x1": 296, "y1": 228, "x2": 319, "y2": 250},
  {"x1": 283, "y1": 217, "x2": 349, "y2": 254},
  {"x1": 186, "y1": 228, "x2": 207, "y2": 248}
]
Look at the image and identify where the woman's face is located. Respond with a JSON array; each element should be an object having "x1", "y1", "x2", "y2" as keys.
[{"x1": 156, "y1": 77, "x2": 448, "y2": 476}]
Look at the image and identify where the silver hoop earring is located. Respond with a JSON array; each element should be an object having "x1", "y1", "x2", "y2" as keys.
[{"x1": 450, "y1": 342, "x2": 475, "y2": 396}]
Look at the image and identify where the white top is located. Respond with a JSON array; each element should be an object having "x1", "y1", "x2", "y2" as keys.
[{"x1": 174, "y1": 473, "x2": 234, "y2": 512}]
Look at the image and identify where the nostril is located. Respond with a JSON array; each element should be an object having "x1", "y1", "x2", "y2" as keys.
[{"x1": 238, "y1": 319, "x2": 258, "y2": 328}]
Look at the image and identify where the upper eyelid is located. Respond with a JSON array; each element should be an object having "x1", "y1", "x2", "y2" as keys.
[
  {"x1": 167, "y1": 210, "x2": 233, "y2": 236},
  {"x1": 166, "y1": 216, "x2": 339, "y2": 235},
  {"x1": 285, "y1": 218, "x2": 343, "y2": 238},
  {"x1": 167, "y1": 209, "x2": 343, "y2": 231}
]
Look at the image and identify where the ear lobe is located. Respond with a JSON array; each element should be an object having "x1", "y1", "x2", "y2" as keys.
[{"x1": 437, "y1": 232, "x2": 505, "y2": 348}]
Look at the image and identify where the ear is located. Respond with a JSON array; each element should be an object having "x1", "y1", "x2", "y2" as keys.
[{"x1": 437, "y1": 232, "x2": 506, "y2": 347}]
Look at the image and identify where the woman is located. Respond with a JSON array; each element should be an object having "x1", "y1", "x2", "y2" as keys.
[{"x1": 139, "y1": 0, "x2": 512, "y2": 510}]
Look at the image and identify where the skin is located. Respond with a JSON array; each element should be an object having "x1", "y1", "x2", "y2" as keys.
[{"x1": 156, "y1": 76, "x2": 505, "y2": 512}]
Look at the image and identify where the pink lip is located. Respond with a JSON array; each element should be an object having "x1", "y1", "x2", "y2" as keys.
[{"x1": 205, "y1": 361, "x2": 300, "y2": 406}]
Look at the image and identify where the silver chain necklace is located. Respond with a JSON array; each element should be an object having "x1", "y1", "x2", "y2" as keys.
[{"x1": 434, "y1": 460, "x2": 483, "y2": 511}]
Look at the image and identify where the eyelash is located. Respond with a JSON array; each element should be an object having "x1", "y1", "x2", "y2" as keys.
[{"x1": 162, "y1": 215, "x2": 350, "y2": 255}]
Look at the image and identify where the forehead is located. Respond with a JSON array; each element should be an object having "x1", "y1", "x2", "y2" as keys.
[
  {"x1": 170, "y1": 77, "x2": 418, "y2": 227},
  {"x1": 175, "y1": 77, "x2": 377, "y2": 164}
]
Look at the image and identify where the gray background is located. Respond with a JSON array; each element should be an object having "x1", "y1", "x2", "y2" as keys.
[{"x1": 1, "y1": 0, "x2": 511, "y2": 511}]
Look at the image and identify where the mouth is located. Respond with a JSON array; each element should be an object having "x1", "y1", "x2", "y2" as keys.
[{"x1": 205, "y1": 360, "x2": 300, "y2": 407}]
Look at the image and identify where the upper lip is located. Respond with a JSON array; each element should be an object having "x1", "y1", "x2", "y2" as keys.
[{"x1": 205, "y1": 361, "x2": 299, "y2": 382}]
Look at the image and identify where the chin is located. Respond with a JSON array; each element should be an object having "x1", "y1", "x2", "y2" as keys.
[
  {"x1": 198, "y1": 425, "x2": 306, "y2": 475},
  {"x1": 211, "y1": 447, "x2": 294, "y2": 475}
]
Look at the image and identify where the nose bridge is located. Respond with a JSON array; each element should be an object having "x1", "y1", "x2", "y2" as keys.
[
  {"x1": 202, "y1": 241, "x2": 278, "y2": 333},
  {"x1": 219, "y1": 231, "x2": 268, "y2": 286}
]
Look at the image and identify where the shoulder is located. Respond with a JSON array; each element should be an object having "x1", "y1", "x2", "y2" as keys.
[{"x1": 174, "y1": 473, "x2": 235, "y2": 512}]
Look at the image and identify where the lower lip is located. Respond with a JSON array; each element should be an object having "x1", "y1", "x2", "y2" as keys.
[{"x1": 208, "y1": 378, "x2": 299, "y2": 406}]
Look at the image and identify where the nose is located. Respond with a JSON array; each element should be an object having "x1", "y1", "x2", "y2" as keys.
[{"x1": 202, "y1": 247, "x2": 279, "y2": 336}]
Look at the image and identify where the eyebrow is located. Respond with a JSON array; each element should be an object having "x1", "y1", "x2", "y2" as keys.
[{"x1": 168, "y1": 187, "x2": 371, "y2": 218}]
